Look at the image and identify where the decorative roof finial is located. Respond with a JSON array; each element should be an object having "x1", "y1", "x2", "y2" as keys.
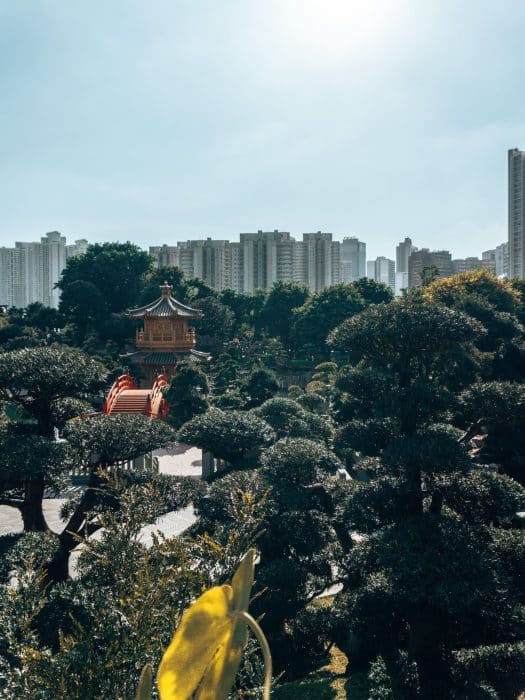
[{"x1": 160, "y1": 281, "x2": 171, "y2": 297}]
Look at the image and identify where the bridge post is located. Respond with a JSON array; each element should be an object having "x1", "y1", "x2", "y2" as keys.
[{"x1": 201, "y1": 450, "x2": 215, "y2": 479}]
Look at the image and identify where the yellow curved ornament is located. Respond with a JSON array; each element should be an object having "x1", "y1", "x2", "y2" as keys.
[{"x1": 157, "y1": 549, "x2": 271, "y2": 700}]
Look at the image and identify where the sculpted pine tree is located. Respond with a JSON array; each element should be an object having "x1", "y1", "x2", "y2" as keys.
[
  {"x1": 243, "y1": 367, "x2": 279, "y2": 408},
  {"x1": 0, "y1": 346, "x2": 177, "y2": 582},
  {"x1": 457, "y1": 381, "x2": 525, "y2": 486},
  {"x1": 194, "y1": 437, "x2": 342, "y2": 678},
  {"x1": 178, "y1": 408, "x2": 275, "y2": 472},
  {"x1": 44, "y1": 414, "x2": 176, "y2": 581},
  {"x1": 0, "y1": 346, "x2": 106, "y2": 531},
  {"x1": 164, "y1": 360, "x2": 210, "y2": 429},
  {"x1": 251, "y1": 397, "x2": 332, "y2": 444},
  {"x1": 423, "y1": 269, "x2": 525, "y2": 380},
  {"x1": 253, "y1": 438, "x2": 342, "y2": 677},
  {"x1": 329, "y1": 299, "x2": 525, "y2": 699}
]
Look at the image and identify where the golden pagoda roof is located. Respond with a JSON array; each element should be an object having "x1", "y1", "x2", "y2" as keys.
[{"x1": 128, "y1": 282, "x2": 201, "y2": 319}]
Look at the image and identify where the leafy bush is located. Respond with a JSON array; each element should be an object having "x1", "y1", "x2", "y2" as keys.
[
  {"x1": 178, "y1": 408, "x2": 275, "y2": 467},
  {"x1": 453, "y1": 642, "x2": 525, "y2": 699}
]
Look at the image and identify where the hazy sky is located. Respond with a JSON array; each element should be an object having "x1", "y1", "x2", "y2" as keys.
[{"x1": 1, "y1": 1, "x2": 524, "y2": 260}]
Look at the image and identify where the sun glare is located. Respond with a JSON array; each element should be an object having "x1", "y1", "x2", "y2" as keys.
[{"x1": 271, "y1": 0, "x2": 407, "y2": 66}]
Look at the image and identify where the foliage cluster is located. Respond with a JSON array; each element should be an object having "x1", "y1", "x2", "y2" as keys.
[{"x1": 1, "y1": 257, "x2": 525, "y2": 698}]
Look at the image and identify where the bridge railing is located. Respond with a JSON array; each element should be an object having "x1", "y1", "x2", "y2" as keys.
[
  {"x1": 102, "y1": 374, "x2": 137, "y2": 415},
  {"x1": 150, "y1": 373, "x2": 169, "y2": 418}
]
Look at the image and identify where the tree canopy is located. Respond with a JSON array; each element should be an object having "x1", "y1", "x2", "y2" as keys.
[
  {"x1": 2, "y1": 270, "x2": 525, "y2": 697},
  {"x1": 192, "y1": 296, "x2": 235, "y2": 353},
  {"x1": 57, "y1": 242, "x2": 153, "y2": 315},
  {"x1": 259, "y1": 281, "x2": 309, "y2": 344},
  {"x1": 328, "y1": 296, "x2": 525, "y2": 697},
  {"x1": 178, "y1": 408, "x2": 275, "y2": 469},
  {"x1": 163, "y1": 360, "x2": 210, "y2": 429},
  {"x1": 422, "y1": 269, "x2": 525, "y2": 380},
  {"x1": 0, "y1": 346, "x2": 107, "y2": 531},
  {"x1": 292, "y1": 283, "x2": 365, "y2": 351}
]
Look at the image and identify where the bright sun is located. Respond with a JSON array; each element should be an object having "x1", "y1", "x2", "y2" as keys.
[{"x1": 271, "y1": 0, "x2": 407, "y2": 66}]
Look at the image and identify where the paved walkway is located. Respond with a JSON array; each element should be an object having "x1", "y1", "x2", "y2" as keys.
[
  {"x1": 155, "y1": 443, "x2": 202, "y2": 477},
  {"x1": 0, "y1": 443, "x2": 200, "y2": 542}
]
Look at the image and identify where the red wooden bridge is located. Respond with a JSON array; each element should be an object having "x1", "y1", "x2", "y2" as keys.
[{"x1": 102, "y1": 374, "x2": 169, "y2": 419}]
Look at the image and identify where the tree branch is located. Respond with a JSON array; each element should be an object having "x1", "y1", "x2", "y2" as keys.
[
  {"x1": 458, "y1": 419, "x2": 484, "y2": 445},
  {"x1": 0, "y1": 497, "x2": 23, "y2": 510}
]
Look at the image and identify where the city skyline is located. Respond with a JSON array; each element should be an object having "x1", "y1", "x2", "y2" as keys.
[
  {"x1": 1, "y1": 2, "x2": 524, "y2": 259},
  {"x1": 1, "y1": 226, "x2": 507, "y2": 268},
  {"x1": 0, "y1": 227, "x2": 507, "y2": 307}
]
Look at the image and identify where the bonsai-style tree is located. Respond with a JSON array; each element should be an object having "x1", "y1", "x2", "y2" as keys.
[
  {"x1": 243, "y1": 367, "x2": 279, "y2": 408},
  {"x1": 457, "y1": 380, "x2": 525, "y2": 486},
  {"x1": 329, "y1": 298, "x2": 525, "y2": 698},
  {"x1": 423, "y1": 268, "x2": 525, "y2": 380},
  {"x1": 0, "y1": 346, "x2": 106, "y2": 530},
  {"x1": 164, "y1": 360, "x2": 210, "y2": 429},
  {"x1": 195, "y1": 437, "x2": 342, "y2": 678},
  {"x1": 211, "y1": 353, "x2": 242, "y2": 395},
  {"x1": 41, "y1": 414, "x2": 176, "y2": 581},
  {"x1": 251, "y1": 397, "x2": 332, "y2": 444},
  {"x1": 178, "y1": 408, "x2": 275, "y2": 471}
]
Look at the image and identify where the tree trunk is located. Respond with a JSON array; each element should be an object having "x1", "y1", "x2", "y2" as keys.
[
  {"x1": 43, "y1": 469, "x2": 102, "y2": 584},
  {"x1": 36, "y1": 401, "x2": 55, "y2": 439},
  {"x1": 22, "y1": 474, "x2": 48, "y2": 531},
  {"x1": 21, "y1": 401, "x2": 55, "y2": 532},
  {"x1": 44, "y1": 540, "x2": 72, "y2": 582},
  {"x1": 409, "y1": 610, "x2": 452, "y2": 699},
  {"x1": 414, "y1": 646, "x2": 452, "y2": 699}
]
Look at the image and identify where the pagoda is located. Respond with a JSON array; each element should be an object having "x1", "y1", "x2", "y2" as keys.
[{"x1": 124, "y1": 282, "x2": 210, "y2": 386}]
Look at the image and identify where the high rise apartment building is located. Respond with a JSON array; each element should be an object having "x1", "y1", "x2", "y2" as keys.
[
  {"x1": 340, "y1": 237, "x2": 366, "y2": 282},
  {"x1": 302, "y1": 232, "x2": 338, "y2": 291},
  {"x1": 450, "y1": 250, "x2": 500, "y2": 276},
  {"x1": 408, "y1": 249, "x2": 452, "y2": 288},
  {"x1": 150, "y1": 239, "x2": 231, "y2": 290},
  {"x1": 481, "y1": 249, "x2": 497, "y2": 274},
  {"x1": 149, "y1": 244, "x2": 178, "y2": 269},
  {"x1": 239, "y1": 230, "x2": 292, "y2": 292},
  {"x1": 148, "y1": 233, "x2": 506, "y2": 294},
  {"x1": 0, "y1": 232, "x2": 87, "y2": 309},
  {"x1": 495, "y1": 242, "x2": 509, "y2": 277},
  {"x1": 395, "y1": 237, "x2": 414, "y2": 274},
  {"x1": 66, "y1": 238, "x2": 88, "y2": 259},
  {"x1": 509, "y1": 148, "x2": 525, "y2": 278},
  {"x1": 368, "y1": 256, "x2": 395, "y2": 291},
  {"x1": 452, "y1": 257, "x2": 484, "y2": 274},
  {"x1": 40, "y1": 231, "x2": 67, "y2": 308},
  {"x1": 395, "y1": 272, "x2": 409, "y2": 296},
  {"x1": 0, "y1": 247, "x2": 20, "y2": 307},
  {"x1": 394, "y1": 236, "x2": 415, "y2": 296}
]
